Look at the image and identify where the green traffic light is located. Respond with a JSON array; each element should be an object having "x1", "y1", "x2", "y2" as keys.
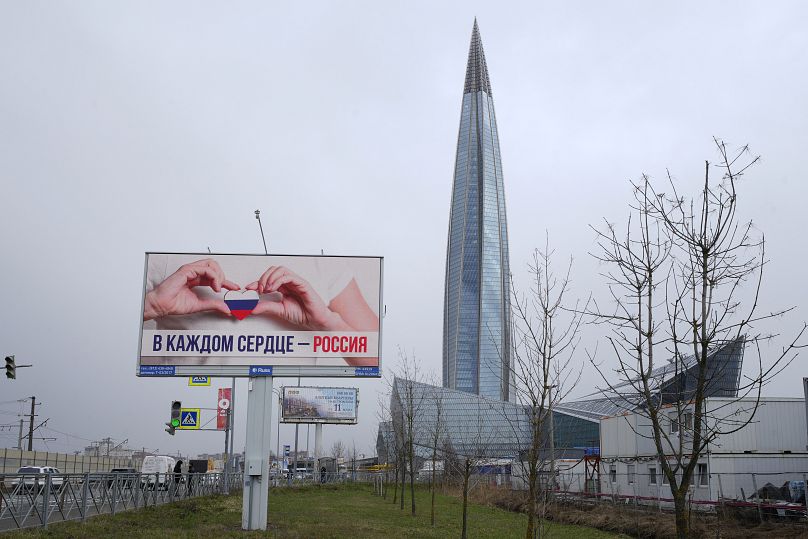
[{"x1": 171, "y1": 418, "x2": 180, "y2": 427}]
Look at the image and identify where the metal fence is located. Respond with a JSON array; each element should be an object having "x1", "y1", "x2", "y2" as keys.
[
  {"x1": 267, "y1": 470, "x2": 380, "y2": 487},
  {"x1": 0, "y1": 471, "x2": 243, "y2": 532},
  {"x1": 509, "y1": 469, "x2": 808, "y2": 524}
]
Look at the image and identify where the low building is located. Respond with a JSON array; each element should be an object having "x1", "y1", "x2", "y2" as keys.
[{"x1": 599, "y1": 396, "x2": 808, "y2": 506}]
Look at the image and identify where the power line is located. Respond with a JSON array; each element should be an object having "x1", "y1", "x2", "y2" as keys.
[
  {"x1": 0, "y1": 399, "x2": 28, "y2": 406},
  {"x1": 40, "y1": 426, "x2": 96, "y2": 443}
]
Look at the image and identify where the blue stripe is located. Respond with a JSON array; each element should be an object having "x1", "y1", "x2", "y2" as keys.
[{"x1": 225, "y1": 299, "x2": 259, "y2": 310}]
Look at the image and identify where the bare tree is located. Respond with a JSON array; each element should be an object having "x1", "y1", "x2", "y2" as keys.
[
  {"x1": 507, "y1": 239, "x2": 584, "y2": 539},
  {"x1": 331, "y1": 440, "x2": 345, "y2": 463},
  {"x1": 382, "y1": 369, "x2": 407, "y2": 508},
  {"x1": 451, "y1": 397, "x2": 497, "y2": 539},
  {"x1": 441, "y1": 438, "x2": 461, "y2": 490},
  {"x1": 590, "y1": 139, "x2": 806, "y2": 539},
  {"x1": 391, "y1": 349, "x2": 427, "y2": 516},
  {"x1": 425, "y1": 380, "x2": 446, "y2": 527},
  {"x1": 375, "y1": 393, "x2": 395, "y2": 500}
]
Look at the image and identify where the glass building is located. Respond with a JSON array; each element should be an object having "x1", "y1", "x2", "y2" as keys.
[
  {"x1": 380, "y1": 339, "x2": 745, "y2": 462},
  {"x1": 443, "y1": 20, "x2": 512, "y2": 402}
]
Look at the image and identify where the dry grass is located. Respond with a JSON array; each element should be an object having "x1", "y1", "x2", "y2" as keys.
[{"x1": 444, "y1": 482, "x2": 808, "y2": 539}]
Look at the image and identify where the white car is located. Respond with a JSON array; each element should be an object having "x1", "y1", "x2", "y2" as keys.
[
  {"x1": 12, "y1": 466, "x2": 64, "y2": 493},
  {"x1": 140, "y1": 456, "x2": 177, "y2": 490}
]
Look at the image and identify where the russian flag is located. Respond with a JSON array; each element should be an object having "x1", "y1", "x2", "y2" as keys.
[{"x1": 224, "y1": 291, "x2": 259, "y2": 320}]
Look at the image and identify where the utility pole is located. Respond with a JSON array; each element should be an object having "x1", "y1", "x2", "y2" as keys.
[
  {"x1": 17, "y1": 419, "x2": 23, "y2": 450},
  {"x1": 27, "y1": 396, "x2": 36, "y2": 451}
]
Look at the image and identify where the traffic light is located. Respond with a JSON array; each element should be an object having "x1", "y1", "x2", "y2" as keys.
[
  {"x1": 165, "y1": 400, "x2": 181, "y2": 435},
  {"x1": 5, "y1": 356, "x2": 15, "y2": 379},
  {"x1": 171, "y1": 401, "x2": 182, "y2": 428}
]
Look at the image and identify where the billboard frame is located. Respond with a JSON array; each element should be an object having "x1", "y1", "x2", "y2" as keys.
[
  {"x1": 280, "y1": 386, "x2": 359, "y2": 425},
  {"x1": 136, "y1": 252, "x2": 383, "y2": 379}
]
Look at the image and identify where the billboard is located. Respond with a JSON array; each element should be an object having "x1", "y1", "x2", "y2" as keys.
[
  {"x1": 281, "y1": 386, "x2": 358, "y2": 424},
  {"x1": 137, "y1": 253, "x2": 382, "y2": 378}
]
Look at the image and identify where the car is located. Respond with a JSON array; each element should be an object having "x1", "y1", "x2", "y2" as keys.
[
  {"x1": 12, "y1": 466, "x2": 64, "y2": 493},
  {"x1": 140, "y1": 456, "x2": 176, "y2": 490}
]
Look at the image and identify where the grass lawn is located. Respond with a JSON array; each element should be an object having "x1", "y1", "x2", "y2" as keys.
[{"x1": 7, "y1": 484, "x2": 623, "y2": 538}]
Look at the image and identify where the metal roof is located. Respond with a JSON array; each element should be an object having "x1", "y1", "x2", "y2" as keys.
[{"x1": 559, "y1": 338, "x2": 745, "y2": 420}]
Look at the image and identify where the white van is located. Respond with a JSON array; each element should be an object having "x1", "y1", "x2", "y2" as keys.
[{"x1": 140, "y1": 456, "x2": 177, "y2": 490}]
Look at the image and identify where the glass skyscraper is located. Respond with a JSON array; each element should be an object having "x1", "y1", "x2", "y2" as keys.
[{"x1": 443, "y1": 20, "x2": 512, "y2": 402}]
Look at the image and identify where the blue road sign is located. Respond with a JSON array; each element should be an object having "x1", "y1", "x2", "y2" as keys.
[
  {"x1": 178, "y1": 408, "x2": 200, "y2": 430},
  {"x1": 249, "y1": 366, "x2": 273, "y2": 376}
]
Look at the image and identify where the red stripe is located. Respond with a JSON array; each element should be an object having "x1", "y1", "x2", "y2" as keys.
[{"x1": 230, "y1": 309, "x2": 253, "y2": 320}]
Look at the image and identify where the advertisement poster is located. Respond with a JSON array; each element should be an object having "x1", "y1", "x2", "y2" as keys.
[
  {"x1": 282, "y1": 386, "x2": 358, "y2": 424},
  {"x1": 137, "y1": 253, "x2": 382, "y2": 377},
  {"x1": 217, "y1": 387, "x2": 231, "y2": 430}
]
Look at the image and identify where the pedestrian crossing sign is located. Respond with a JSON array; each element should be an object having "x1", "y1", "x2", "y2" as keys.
[
  {"x1": 188, "y1": 376, "x2": 210, "y2": 386},
  {"x1": 179, "y1": 408, "x2": 200, "y2": 429}
]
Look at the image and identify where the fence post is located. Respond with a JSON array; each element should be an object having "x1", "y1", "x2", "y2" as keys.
[
  {"x1": 42, "y1": 472, "x2": 51, "y2": 528},
  {"x1": 133, "y1": 472, "x2": 139, "y2": 509},
  {"x1": 111, "y1": 475, "x2": 117, "y2": 516},
  {"x1": 81, "y1": 472, "x2": 89, "y2": 521},
  {"x1": 751, "y1": 473, "x2": 763, "y2": 524}
]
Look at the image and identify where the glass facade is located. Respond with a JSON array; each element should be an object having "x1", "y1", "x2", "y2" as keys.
[
  {"x1": 381, "y1": 340, "x2": 745, "y2": 463},
  {"x1": 444, "y1": 20, "x2": 512, "y2": 402},
  {"x1": 382, "y1": 378, "x2": 601, "y2": 462}
]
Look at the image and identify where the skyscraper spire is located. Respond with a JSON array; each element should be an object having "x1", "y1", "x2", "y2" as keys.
[
  {"x1": 443, "y1": 20, "x2": 512, "y2": 402},
  {"x1": 464, "y1": 19, "x2": 492, "y2": 95}
]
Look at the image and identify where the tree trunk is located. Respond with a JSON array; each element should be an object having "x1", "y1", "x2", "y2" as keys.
[
  {"x1": 673, "y1": 490, "x2": 689, "y2": 539},
  {"x1": 461, "y1": 459, "x2": 470, "y2": 539},
  {"x1": 431, "y1": 446, "x2": 437, "y2": 526},
  {"x1": 525, "y1": 464, "x2": 537, "y2": 539},
  {"x1": 392, "y1": 464, "x2": 398, "y2": 504},
  {"x1": 410, "y1": 440, "x2": 416, "y2": 516},
  {"x1": 400, "y1": 454, "x2": 406, "y2": 510}
]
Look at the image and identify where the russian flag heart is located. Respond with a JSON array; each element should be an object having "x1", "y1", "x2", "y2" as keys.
[{"x1": 224, "y1": 290, "x2": 259, "y2": 320}]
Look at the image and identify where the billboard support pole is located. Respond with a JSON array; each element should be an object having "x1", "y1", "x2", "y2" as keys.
[
  {"x1": 293, "y1": 377, "x2": 300, "y2": 478},
  {"x1": 229, "y1": 377, "x2": 236, "y2": 472},
  {"x1": 242, "y1": 376, "x2": 273, "y2": 530},
  {"x1": 315, "y1": 423, "x2": 323, "y2": 480},
  {"x1": 223, "y1": 409, "x2": 229, "y2": 494}
]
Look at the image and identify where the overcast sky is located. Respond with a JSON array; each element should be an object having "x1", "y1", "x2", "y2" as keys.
[{"x1": 1, "y1": 2, "x2": 807, "y2": 460}]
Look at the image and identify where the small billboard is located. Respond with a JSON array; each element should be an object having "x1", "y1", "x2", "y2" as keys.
[
  {"x1": 137, "y1": 253, "x2": 382, "y2": 378},
  {"x1": 281, "y1": 386, "x2": 358, "y2": 424}
]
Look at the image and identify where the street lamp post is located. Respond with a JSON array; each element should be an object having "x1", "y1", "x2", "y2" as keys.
[{"x1": 273, "y1": 387, "x2": 282, "y2": 478}]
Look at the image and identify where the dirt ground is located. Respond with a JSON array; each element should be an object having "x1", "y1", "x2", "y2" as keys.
[{"x1": 456, "y1": 484, "x2": 808, "y2": 539}]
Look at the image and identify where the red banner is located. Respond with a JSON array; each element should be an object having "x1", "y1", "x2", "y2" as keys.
[{"x1": 217, "y1": 387, "x2": 231, "y2": 430}]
